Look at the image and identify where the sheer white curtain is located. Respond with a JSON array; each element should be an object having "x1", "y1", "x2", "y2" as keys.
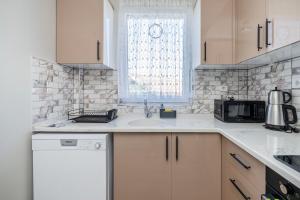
[{"x1": 118, "y1": 0, "x2": 194, "y2": 103}]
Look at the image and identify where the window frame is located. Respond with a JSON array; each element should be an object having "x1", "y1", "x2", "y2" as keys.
[{"x1": 118, "y1": 8, "x2": 192, "y2": 104}]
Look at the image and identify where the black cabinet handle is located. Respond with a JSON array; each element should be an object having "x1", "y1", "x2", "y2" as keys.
[
  {"x1": 204, "y1": 41, "x2": 207, "y2": 62},
  {"x1": 176, "y1": 136, "x2": 179, "y2": 161},
  {"x1": 257, "y1": 24, "x2": 263, "y2": 51},
  {"x1": 230, "y1": 153, "x2": 251, "y2": 170},
  {"x1": 97, "y1": 40, "x2": 100, "y2": 61},
  {"x1": 265, "y1": 19, "x2": 272, "y2": 47},
  {"x1": 230, "y1": 179, "x2": 251, "y2": 200},
  {"x1": 166, "y1": 136, "x2": 169, "y2": 161}
]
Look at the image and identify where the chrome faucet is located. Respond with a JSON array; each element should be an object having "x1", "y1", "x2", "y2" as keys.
[{"x1": 144, "y1": 99, "x2": 153, "y2": 118}]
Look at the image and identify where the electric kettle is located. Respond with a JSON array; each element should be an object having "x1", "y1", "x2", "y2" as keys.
[{"x1": 265, "y1": 87, "x2": 299, "y2": 133}]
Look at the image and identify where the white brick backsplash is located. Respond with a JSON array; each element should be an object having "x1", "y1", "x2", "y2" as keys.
[
  {"x1": 31, "y1": 57, "x2": 80, "y2": 123},
  {"x1": 292, "y1": 75, "x2": 300, "y2": 89},
  {"x1": 293, "y1": 89, "x2": 300, "y2": 97},
  {"x1": 32, "y1": 54, "x2": 300, "y2": 124},
  {"x1": 293, "y1": 96, "x2": 300, "y2": 104},
  {"x1": 292, "y1": 57, "x2": 300, "y2": 68}
]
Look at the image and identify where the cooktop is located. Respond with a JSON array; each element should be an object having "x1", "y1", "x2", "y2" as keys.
[{"x1": 274, "y1": 155, "x2": 300, "y2": 173}]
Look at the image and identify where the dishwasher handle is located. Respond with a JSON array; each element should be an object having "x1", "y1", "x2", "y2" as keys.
[{"x1": 60, "y1": 139, "x2": 78, "y2": 147}]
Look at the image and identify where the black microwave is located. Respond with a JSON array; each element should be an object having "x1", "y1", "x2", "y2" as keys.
[{"x1": 214, "y1": 99, "x2": 266, "y2": 123}]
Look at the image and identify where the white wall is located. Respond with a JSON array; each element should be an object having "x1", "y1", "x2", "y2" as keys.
[{"x1": 0, "y1": 1, "x2": 56, "y2": 200}]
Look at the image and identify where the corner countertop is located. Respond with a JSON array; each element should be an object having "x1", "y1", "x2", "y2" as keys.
[{"x1": 33, "y1": 114, "x2": 300, "y2": 188}]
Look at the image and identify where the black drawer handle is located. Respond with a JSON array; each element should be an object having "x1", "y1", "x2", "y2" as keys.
[
  {"x1": 204, "y1": 41, "x2": 207, "y2": 62},
  {"x1": 265, "y1": 19, "x2": 272, "y2": 47},
  {"x1": 176, "y1": 136, "x2": 179, "y2": 161},
  {"x1": 257, "y1": 24, "x2": 263, "y2": 51},
  {"x1": 97, "y1": 40, "x2": 100, "y2": 61},
  {"x1": 230, "y1": 179, "x2": 251, "y2": 200},
  {"x1": 166, "y1": 136, "x2": 169, "y2": 161},
  {"x1": 230, "y1": 153, "x2": 251, "y2": 170}
]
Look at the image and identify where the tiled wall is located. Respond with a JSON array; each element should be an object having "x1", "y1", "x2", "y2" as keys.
[
  {"x1": 191, "y1": 69, "x2": 248, "y2": 113},
  {"x1": 248, "y1": 57, "x2": 300, "y2": 124},
  {"x1": 83, "y1": 69, "x2": 118, "y2": 111},
  {"x1": 31, "y1": 57, "x2": 80, "y2": 123},
  {"x1": 292, "y1": 57, "x2": 300, "y2": 120},
  {"x1": 248, "y1": 61, "x2": 292, "y2": 101},
  {"x1": 82, "y1": 68, "x2": 248, "y2": 114},
  {"x1": 31, "y1": 56, "x2": 300, "y2": 124}
]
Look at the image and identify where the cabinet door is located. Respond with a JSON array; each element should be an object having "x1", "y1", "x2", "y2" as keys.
[
  {"x1": 201, "y1": 0, "x2": 234, "y2": 64},
  {"x1": 114, "y1": 133, "x2": 172, "y2": 200},
  {"x1": 57, "y1": 0, "x2": 103, "y2": 64},
  {"x1": 266, "y1": 0, "x2": 300, "y2": 51},
  {"x1": 236, "y1": 0, "x2": 266, "y2": 63},
  {"x1": 172, "y1": 133, "x2": 221, "y2": 200},
  {"x1": 222, "y1": 137, "x2": 265, "y2": 200},
  {"x1": 103, "y1": 0, "x2": 114, "y2": 67}
]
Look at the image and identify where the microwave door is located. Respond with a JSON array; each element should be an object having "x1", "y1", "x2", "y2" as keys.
[
  {"x1": 238, "y1": 105, "x2": 245, "y2": 116},
  {"x1": 228, "y1": 104, "x2": 250, "y2": 119},
  {"x1": 228, "y1": 104, "x2": 240, "y2": 118},
  {"x1": 238, "y1": 104, "x2": 253, "y2": 119}
]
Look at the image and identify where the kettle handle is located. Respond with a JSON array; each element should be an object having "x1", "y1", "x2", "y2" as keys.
[
  {"x1": 283, "y1": 92, "x2": 292, "y2": 103},
  {"x1": 283, "y1": 105, "x2": 298, "y2": 124}
]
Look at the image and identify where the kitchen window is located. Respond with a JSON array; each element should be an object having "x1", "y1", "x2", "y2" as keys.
[{"x1": 118, "y1": 7, "x2": 192, "y2": 103}]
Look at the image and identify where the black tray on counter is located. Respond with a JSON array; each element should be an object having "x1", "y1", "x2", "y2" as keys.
[
  {"x1": 68, "y1": 109, "x2": 118, "y2": 123},
  {"x1": 71, "y1": 115, "x2": 117, "y2": 123}
]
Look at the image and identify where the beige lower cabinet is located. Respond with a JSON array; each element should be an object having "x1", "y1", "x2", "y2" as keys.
[
  {"x1": 172, "y1": 133, "x2": 221, "y2": 200},
  {"x1": 114, "y1": 133, "x2": 172, "y2": 200},
  {"x1": 222, "y1": 137, "x2": 265, "y2": 200},
  {"x1": 114, "y1": 133, "x2": 221, "y2": 200}
]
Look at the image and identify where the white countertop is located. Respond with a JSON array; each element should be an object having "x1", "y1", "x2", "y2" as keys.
[{"x1": 33, "y1": 114, "x2": 300, "y2": 188}]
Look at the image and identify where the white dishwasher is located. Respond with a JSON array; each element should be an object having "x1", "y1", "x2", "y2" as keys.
[{"x1": 32, "y1": 133, "x2": 112, "y2": 200}]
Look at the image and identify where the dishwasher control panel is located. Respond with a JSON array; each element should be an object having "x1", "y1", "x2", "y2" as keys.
[
  {"x1": 76, "y1": 140, "x2": 106, "y2": 150},
  {"x1": 32, "y1": 139, "x2": 107, "y2": 151}
]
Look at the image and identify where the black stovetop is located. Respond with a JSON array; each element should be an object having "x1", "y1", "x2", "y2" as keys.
[{"x1": 274, "y1": 155, "x2": 300, "y2": 173}]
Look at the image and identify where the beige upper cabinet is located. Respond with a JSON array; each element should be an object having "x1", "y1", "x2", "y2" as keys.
[
  {"x1": 114, "y1": 133, "x2": 221, "y2": 200},
  {"x1": 235, "y1": 0, "x2": 300, "y2": 62},
  {"x1": 235, "y1": 0, "x2": 267, "y2": 63},
  {"x1": 202, "y1": 0, "x2": 235, "y2": 65},
  {"x1": 57, "y1": 0, "x2": 114, "y2": 68},
  {"x1": 266, "y1": 0, "x2": 300, "y2": 51},
  {"x1": 172, "y1": 133, "x2": 221, "y2": 200},
  {"x1": 195, "y1": 0, "x2": 234, "y2": 65}
]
